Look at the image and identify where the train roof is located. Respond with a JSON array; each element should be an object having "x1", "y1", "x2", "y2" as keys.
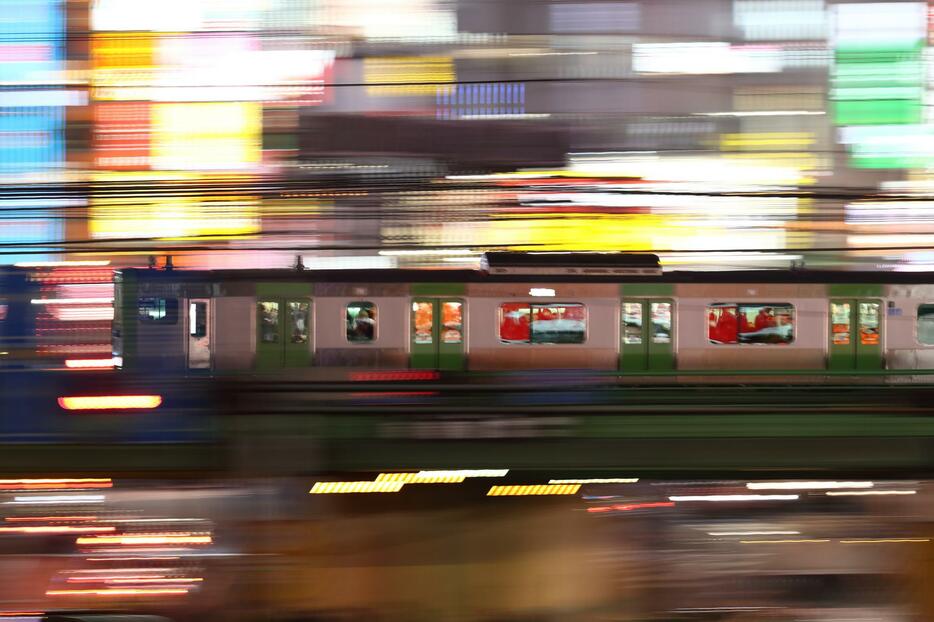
[{"x1": 117, "y1": 266, "x2": 934, "y2": 285}]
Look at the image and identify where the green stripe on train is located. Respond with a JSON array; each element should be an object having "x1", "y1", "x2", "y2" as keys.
[
  {"x1": 620, "y1": 283, "x2": 674, "y2": 296},
  {"x1": 410, "y1": 283, "x2": 466, "y2": 296},
  {"x1": 829, "y1": 283, "x2": 884, "y2": 297}
]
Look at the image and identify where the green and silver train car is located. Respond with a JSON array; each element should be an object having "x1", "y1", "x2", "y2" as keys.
[{"x1": 110, "y1": 254, "x2": 934, "y2": 378}]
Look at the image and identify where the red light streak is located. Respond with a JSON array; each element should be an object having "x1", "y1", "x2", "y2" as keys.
[
  {"x1": 587, "y1": 502, "x2": 676, "y2": 514},
  {"x1": 349, "y1": 371, "x2": 440, "y2": 381}
]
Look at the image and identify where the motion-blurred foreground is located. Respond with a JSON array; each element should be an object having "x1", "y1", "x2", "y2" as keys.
[{"x1": 0, "y1": 476, "x2": 930, "y2": 622}]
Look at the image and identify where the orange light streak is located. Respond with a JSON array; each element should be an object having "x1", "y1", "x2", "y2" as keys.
[
  {"x1": 57, "y1": 395, "x2": 162, "y2": 411},
  {"x1": 86, "y1": 556, "x2": 180, "y2": 561},
  {"x1": 65, "y1": 568, "x2": 171, "y2": 574},
  {"x1": 0, "y1": 478, "x2": 112, "y2": 490},
  {"x1": 6, "y1": 516, "x2": 97, "y2": 522},
  {"x1": 46, "y1": 588, "x2": 189, "y2": 597},
  {"x1": 107, "y1": 578, "x2": 202, "y2": 584},
  {"x1": 76, "y1": 534, "x2": 212, "y2": 546},
  {"x1": 587, "y1": 502, "x2": 676, "y2": 513},
  {"x1": 67, "y1": 575, "x2": 167, "y2": 583},
  {"x1": 0, "y1": 526, "x2": 115, "y2": 535}
]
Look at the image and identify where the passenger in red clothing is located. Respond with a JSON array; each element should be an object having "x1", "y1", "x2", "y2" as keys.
[
  {"x1": 715, "y1": 308, "x2": 738, "y2": 343},
  {"x1": 500, "y1": 306, "x2": 530, "y2": 342},
  {"x1": 754, "y1": 307, "x2": 776, "y2": 331}
]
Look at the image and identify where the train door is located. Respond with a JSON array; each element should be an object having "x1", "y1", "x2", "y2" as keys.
[
  {"x1": 187, "y1": 298, "x2": 211, "y2": 369},
  {"x1": 256, "y1": 298, "x2": 312, "y2": 370},
  {"x1": 410, "y1": 298, "x2": 465, "y2": 370},
  {"x1": 829, "y1": 299, "x2": 883, "y2": 370},
  {"x1": 620, "y1": 298, "x2": 675, "y2": 372}
]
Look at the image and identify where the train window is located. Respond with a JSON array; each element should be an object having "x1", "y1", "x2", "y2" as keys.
[
  {"x1": 259, "y1": 301, "x2": 279, "y2": 343},
  {"x1": 347, "y1": 302, "x2": 376, "y2": 342},
  {"x1": 138, "y1": 297, "x2": 178, "y2": 324},
  {"x1": 413, "y1": 301, "x2": 433, "y2": 344},
  {"x1": 499, "y1": 303, "x2": 586, "y2": 344},
  {"x1": 442, "y1": 301, "x2": 463, "y2": 344},
  {"x1": 918, "y1": 304, "x2": 934, "y2": 345},
  {"x1": 707, "y1": 303, "x2": 794, "y2": 345},
  {"x1": 622, "y1": 302, "x2": 642, "y2": 344},
  {"x1": 831, "y1": 302, "x2": 851, "y2": 345},
  {"x1": 289, "y1": 301, "x2": 310, "y2": 344},
  {"x1": 189, "y1": 301, "x2": 207, "y2": 338},
  {"x1": 859, "y1": 302, "x2": 881, "y2": 346},
  {"x1": 651, "y1": 302, "x2": 672, "y2": 344}
]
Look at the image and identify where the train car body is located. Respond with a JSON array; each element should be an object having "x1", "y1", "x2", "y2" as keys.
[{"x1": 111, "y1": 256, "x2": 934, "y2": 378}]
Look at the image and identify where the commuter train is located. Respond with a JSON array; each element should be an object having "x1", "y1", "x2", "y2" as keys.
[{"x1": 110, "y1": 253, "x2": 934, "y2": 377}]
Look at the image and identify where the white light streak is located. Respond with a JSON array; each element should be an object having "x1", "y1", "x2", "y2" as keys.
[
  {"x1": 378, "y1": 249, "x2": 479, "y2": 256},
  {"x1": 508, "y1": 51, "x2": 599, "y2": 57},
  {"x1": 8, "y1": 495, "x2": 106, "y2": 505},
  {"x1": 30, "y1": 298, "x2": 113, "y2": 305},
  {"x1": 459, "y1": 113, "x2": 552, "y2": 120},
  {"x1": 669, "y1": 495, "x2": 799, "y2": 502},
  {"x1": 529, "y1": 288, "x2": 556, "y2": 297},
  {"x1": 550, "y1": 478, "x2": 639, "y2": 484},
  {"x1": 826, "y1": 490, "x2": 917, "y2": 496},
  {"x1": 696, "y1": 110, "x2": 824, "y2": 117},
  {"x1": 416, "y1": 469, "x2": 509, "y2": 478},
  {"x1": 708, "y1": 530, "x2": 801, "y2": 536},
  {"x1": 747, "y1": 481, "x2": 873, "y2": 491},
  {"x1": 15, "y1": 261, "x2": 110, "y2": 267}
]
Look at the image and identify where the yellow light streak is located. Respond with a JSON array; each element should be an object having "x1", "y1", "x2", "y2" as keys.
[
  {"x1": 375, "y1": 473, "x2": 466, "y2": 484},
  {"x1": 740, "y1": 539, "x2": 830, "y2": 544},
  {"x1": 309, "y1": 481, "x2": 405, "y2": 494},
  {"x1": 487, "y1": 484, "x2": 581, "y2": 496},
  {"x1": 364, "y1": 56, "x2": 454, "y2": 96}
]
